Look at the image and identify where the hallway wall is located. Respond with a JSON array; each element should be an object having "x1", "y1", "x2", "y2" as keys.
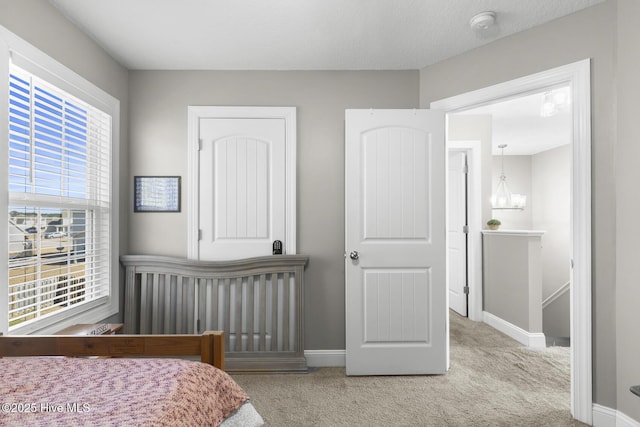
[{"x1": 420, "y1": 0, "x2": 617, "y2": 409}]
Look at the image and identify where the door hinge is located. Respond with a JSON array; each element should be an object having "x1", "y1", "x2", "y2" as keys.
[
  {"x1": 198, "y1": 139, "x2": 203, "y2": 151},
  {"x1": 464, "y1": 286, "x2": 470, "y2": 294},
  {"x1": 198, "y1": 229, "x2": 203, "y2": 241},
  {"x1": 463, "y1": 164, "x2": 469, "y2": 174},
  {"x1": 462, "y1": 225, "x2": 469, "y2": 234}
]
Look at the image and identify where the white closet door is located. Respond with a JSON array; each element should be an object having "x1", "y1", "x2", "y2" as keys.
[{"x1": 199, "y1": 118, "x2": 285, "y2": 259}]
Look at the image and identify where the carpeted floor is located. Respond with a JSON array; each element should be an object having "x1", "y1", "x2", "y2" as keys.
[{"x1": 231, "y1": 312, "x2": 586, "y2": 426}]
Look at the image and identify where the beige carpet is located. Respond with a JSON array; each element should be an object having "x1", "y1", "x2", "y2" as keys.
[{"x1": 231, "y1": 312, "x2": 586, "y2": 426}]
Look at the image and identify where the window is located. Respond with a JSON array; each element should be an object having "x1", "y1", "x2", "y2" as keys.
[{"x1": 2, "y1": 27, "x2": 119, "y2": 334}]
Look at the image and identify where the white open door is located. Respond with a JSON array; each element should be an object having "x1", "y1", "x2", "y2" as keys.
[
  {"x1": 448, "y1": 150, "x2": 468, "y2": 316},
  {"x1": 345, "y1": 109, "x2": 447, "y2": 375}
]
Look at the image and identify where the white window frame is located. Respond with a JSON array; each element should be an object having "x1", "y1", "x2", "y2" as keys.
[{"x1": 0, "y1": 26, "x2": 120, "y2": 335}]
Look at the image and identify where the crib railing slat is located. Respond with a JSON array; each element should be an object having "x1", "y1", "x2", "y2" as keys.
[
  {"x1": 271, "y1": 273, "x2": 278, "y2": 352},
  {"x1": 151, "y1": 273, "x2": 160, "y2": 334},
  {"x1": 211, "y1": 278, "x2": 219, "y2": 331},
  {"x1": 187, "y1": 277, "x2": 196, "y2": 334},
  {"x1": 247, "y1": 276, "x2": 255, "y2": 352},
  {"x1": 224, "y1": 278, "x2": 231, "y2": 350},
  {"x1": 175, "y1": 276, "x2": 184, "y2": 334},
  {"x1": 163, "y1": 276, "x2": 172, "y2": 334},
  {"x1": 168, "y1": 275, "x2": 177, "y2": 334},
  {"x1": 235, "y1": 278, "x2": 243, "y2": 352},
  {"x1": 140, "y1": 273, "x2": 150, "y2": 334},
  {"x1": 283, "y1": 272, "x2": 290, "y2": 351},
  {"x1": 259, "y1": 274, "x2": 267, "y2": 351}
]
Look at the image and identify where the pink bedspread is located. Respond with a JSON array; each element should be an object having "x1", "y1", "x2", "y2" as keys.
[{"x1": 0, "y1": 357, "x2": 248, "y2": 426}]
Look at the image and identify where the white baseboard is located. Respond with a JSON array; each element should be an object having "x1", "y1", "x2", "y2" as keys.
[
  {"x1": 594, "y1": 404, "x2": 618, "y2": 427},
  {"x1": 593, "y1": 404, "x2": 640, "y2": 427},
  {"x1": 304, "y1": 350, "x2": 346, "y2": 367},
  {"x1": 482, "y1": 311, "x2": 546, "y2": 349}
]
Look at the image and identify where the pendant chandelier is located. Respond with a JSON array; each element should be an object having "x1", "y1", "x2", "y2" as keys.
[{"x1": 491, "y1": 144, "x2": 526, "y2": 210}]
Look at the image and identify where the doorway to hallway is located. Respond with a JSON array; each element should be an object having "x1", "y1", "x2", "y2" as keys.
[{"x1": 433, "y1": 59, "x2": 592, "y2": 423}]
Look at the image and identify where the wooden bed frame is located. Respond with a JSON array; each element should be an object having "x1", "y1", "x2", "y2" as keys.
[{"x1": 0, "y1": 330, "x2": 225, "y2": 370}]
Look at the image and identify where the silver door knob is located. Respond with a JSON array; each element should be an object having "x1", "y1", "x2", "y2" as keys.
[{"x1": 349, "y1": 251, "x2": 359, "y2": 260}]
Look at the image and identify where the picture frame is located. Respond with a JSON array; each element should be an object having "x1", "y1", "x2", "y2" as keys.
[{"x1": 134, "y1": 176, "x2": 181, "y2": 212}]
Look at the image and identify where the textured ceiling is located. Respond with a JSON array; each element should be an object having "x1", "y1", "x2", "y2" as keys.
[{"x1": 48, "y1": 0, "x2": 605, "y2": 70}]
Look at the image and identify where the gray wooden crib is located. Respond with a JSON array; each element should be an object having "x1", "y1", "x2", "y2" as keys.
[{"x1": 120, "y1": 254, "x2": 309, "y2": 373}]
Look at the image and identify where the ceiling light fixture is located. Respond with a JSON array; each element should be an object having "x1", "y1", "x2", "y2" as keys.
[
  {"x1": 540, "y1": 87, "x2": 571, "y2": 117},
  {"x1": 491, "y1": 144, "x2": 526, "y2": 210},
  {"x1": 469, "y1": 11, "x2": 497, "y2": 31}
]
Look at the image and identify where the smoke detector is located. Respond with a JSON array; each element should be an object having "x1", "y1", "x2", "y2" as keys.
[{"x1": 469, "y1": 11, "x2": 496, "y2": 31}]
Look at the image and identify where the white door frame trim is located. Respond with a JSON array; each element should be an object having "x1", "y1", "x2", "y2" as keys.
[
  {"x1": 431, "y1": 59, "x2": 592, "y2": 424},
  {"x1": 447, "y1": 141, "x2": 483, "y2": 322},
  {"x1": 187, "y1": 106, "x2": 297, "y2": 259}
]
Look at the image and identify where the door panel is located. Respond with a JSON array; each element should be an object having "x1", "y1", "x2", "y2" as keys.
[
  {"x1": 448, "y1": 151, "x2": 468, "y2": 316},
  {"x1": 345, "y1": 109, "x2": 447, "y2": 375},
  {"x1": 363, "y1": 269, "x2": 430, "y2": 343},
  {"x1": 362, "y1": 128, "x2": 429, "y2": 240},
  {"x1": 199, "y1": 118, "x2": 285, "y2": 259}
]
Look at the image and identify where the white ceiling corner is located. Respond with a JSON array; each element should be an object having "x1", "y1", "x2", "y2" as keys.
[{"x1": 47, "y1": 0, "x2": 605, "y2": 71}]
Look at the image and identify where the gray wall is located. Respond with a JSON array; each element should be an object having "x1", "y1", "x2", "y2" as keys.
[
  {"x1": 543, "y1": 288, "x2": 570, "y2": 339},
  {"x1": 447, "y1": 114, "x2": 493, "y2": 225},
  {"x1": 0, "y1": 0, "x2": 130, "y2": 318},
  {"x1": 533, "y1": 146, "x2": 571, "y2": 339},
  {"x1": 420, "y1": 0, "x2": 620, "y2": 413},
  {"x1": 491, "y1": 148, "x2": 571, "y2": 299},
  {"x1": 491, "y1": 148, "x2": 571, "y2": 338},
  {"x1": 483, "y1": 232, "x2": 543, "y2": 333},
  {"x1": 128, "y1": 70, "x2": 419, "y2": 350},
  {"x1": 532, "y1": 145, "x2": 571, "y2": 300},
  {"x1": 615, "y1": 0, "x2": 640, "y2": 420}
]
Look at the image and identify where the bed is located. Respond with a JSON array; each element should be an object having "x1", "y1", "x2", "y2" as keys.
[{"x1": 0, "y1": 331, "x2": 263, "y2": 426}]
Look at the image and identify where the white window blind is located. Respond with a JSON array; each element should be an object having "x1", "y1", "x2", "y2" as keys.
[{"x1": 7, "y1": 65, "x2": 111, "y2": 329}]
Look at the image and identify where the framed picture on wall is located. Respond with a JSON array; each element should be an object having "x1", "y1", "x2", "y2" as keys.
[{"x1": 134, "y1": 176, "x2": 181, "y2": 212}]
